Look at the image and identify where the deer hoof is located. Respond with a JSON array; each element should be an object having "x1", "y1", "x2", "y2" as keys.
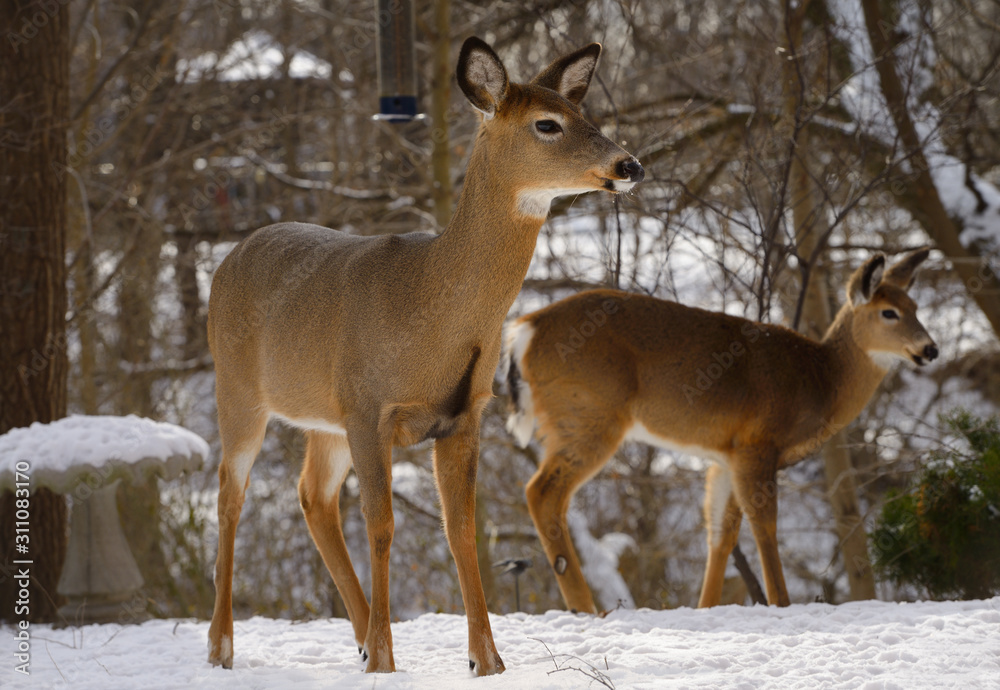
[
  {"x1": 207, "y1": 634, "x2": 233, "y2": 669},
  {"x1": 469, "y1": 651, "x2": 505, "y2": 676}
]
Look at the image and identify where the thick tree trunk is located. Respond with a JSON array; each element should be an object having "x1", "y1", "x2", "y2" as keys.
[
  {"x1": 0, "y1": 0, "x2": 71, "y2": 623},
  {"x1": 861, "y1": 0, "x2": 1000, "y2": 338}
]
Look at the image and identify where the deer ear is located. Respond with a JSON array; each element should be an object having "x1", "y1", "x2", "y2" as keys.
[
  {"x1": 882, "y1": 246, "x2": 931, "y2": 289},
  {"x1": 457, "y1": 37, "x2": 508, "y2": 120},
  {"x1": 530, "y1": 43, "x2": 602, "y2": 104},
  {"x1": 849, "y1": 254, "x2": 886, "y2": 306}
]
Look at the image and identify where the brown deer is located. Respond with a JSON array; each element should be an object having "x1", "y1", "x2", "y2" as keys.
[
  {"x1": 504, "y1": 248, "x2": 937, "y2": 613},
  {"x1": 206, "y1": 36, "x2": 643, "y2": 675}
]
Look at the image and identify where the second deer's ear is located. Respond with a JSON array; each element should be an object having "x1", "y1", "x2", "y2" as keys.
[
  {"x1": 882, "y1": 246, "x2": 931, "y2": 289},
  {"x1": 849, "y1": 254, "x2": 886, "y2": 306},
  {"x1": 457, "y1": 37, "x2": 509, "y2": 120},
  {"x1": 531, "y1": 43, "x2": 602, "y2": 104}
]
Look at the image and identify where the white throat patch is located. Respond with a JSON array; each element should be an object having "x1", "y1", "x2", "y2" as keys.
[
  {"x1": 868, "y1": 350, "x2": 902, "y2": 371},
  {"x1": 516, "y1": 188, "x2": 596, "y2": 218}
]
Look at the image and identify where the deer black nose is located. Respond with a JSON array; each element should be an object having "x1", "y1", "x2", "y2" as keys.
[
  {"x1": 618, "y1": 158, "x2": 644, "y2": 183},
  {"x1": 924, "y1": 344, "x2": 938, "y2": 361}
]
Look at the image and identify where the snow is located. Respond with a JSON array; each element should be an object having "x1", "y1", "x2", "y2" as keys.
[
  {"x1": 4, "y1": 598, "x2": 998, "y2": 688},
  {"x1": 568, "y1": 507, "x2": 636, "y2": 610},
  {"x1": 0, "y1": 415, "x2": 209, "y2": 492},
  {"x1": 175, "y1": 30, "x2": 332, "y2": 83}
]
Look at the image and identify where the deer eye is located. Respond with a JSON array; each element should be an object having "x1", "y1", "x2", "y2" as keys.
[
  {"x1": 881, "y1": 309, "x2": 899, "y2": 320},
  {"x1": 535, "y1": 119, "x2": 561, "y2": 134}
]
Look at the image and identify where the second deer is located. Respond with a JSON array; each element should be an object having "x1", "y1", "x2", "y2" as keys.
[{"x1": 504, "y1": 249, "x2": 937, "y2": 612}]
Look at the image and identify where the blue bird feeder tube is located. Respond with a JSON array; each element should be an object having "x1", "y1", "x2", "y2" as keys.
[{"x1": 374, "y1": 0, "x2": 419, "y2": 122}]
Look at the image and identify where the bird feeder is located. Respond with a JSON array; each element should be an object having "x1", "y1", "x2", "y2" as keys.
[{"x1": 373, "y1": 0, "x2": 420, "y2": 122}]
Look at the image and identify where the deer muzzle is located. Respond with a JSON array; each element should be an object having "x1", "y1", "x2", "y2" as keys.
[
  {"x1": 909, "y1": 342, "x2": 938, "y2": 366},
  {"x1": 609, "y1": 157, "x2": 644, "y2": 192}
]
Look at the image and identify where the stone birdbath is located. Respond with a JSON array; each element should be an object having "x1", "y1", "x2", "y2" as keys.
[{"x1": 0, "y1": 414, "x2": 209, "y2": 624}]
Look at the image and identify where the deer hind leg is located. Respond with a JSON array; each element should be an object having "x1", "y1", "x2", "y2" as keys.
[
  {"x1": 433, "y1": 423, "x2": 504, "y2": 676},
  {"x1": 730, "y1": 451, "x2": 790, "y2": 606},
  {"x1": 526, "y1": 426, "x2": 624, "y2": 614},
  {"x1": 298, "y1": 431, "x2": 370, "y2": 653},
  {"x1": 208, "y1": 403, "x2": 268, "y2": 668},
  {"x1": 697, "y1": 462, "x2": 743, "y2": 608},
  {"x1": 345, "y1": 424, "x2": 396, "y2": 673}
]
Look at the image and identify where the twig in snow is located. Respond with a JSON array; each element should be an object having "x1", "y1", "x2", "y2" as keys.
[
  {"x1": 45, "y1": 642, "x2": 68, "y2": 683},
  {"x1": 100, "y1": 626, "x2": 126, "y2": 647},
  {"x1": 530, "y1": 637, "x2": 615, "y2": 689}
]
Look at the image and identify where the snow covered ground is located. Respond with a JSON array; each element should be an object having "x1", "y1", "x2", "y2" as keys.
[{"x1": 4, "y1": 597, "x2": 998, "y2": 689}]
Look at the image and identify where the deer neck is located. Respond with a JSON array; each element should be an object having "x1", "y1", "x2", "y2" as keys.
[
  {"x1": 819, "y1": 305, "x2": 888, "y2": 432},
  {"x1": 429, "y1": 141, "x2": 546, "y2": 325}
]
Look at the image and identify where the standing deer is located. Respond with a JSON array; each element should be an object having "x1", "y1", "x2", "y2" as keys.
[
  {"x1": 206, "y1": 36, "x2": 643, "y2": 675},
  {"x1": 504, "y1": 248, "x2": 937, "y2": 613}
]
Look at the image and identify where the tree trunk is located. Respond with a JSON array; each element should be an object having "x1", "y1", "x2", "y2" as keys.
[
  {"x1": 116, "y1": 215, "x2": 168, "y2": 600},
  {"x1": 822, "y1": 438, "x2": 876, "y2": 600},
  {"x1": 861, "y1": 0, "x2": 1000, "y2": 338},
  {"x1": 429, "y1": 0, "x2": 453, "y2": 229},
  {"x1": 788, "y1": 157, "x2": 876, "y2": 602},
  {"x1": 0, "y1": 0, "x2": 71, "y2": 623},
  {"x1": 176, "y1": 230, "x2": 205, "y2": 360},
  {"x1": 629, "y1": 447, "x2": 669, "y2": 608},
  {"x1": 68, "y1": 11, "x2": 103, "y2": 417},
  {"x1": 474, "y1": 483, "x2": 496, "y2": 609},
  {"x1": 783, "y1": 1, "x2": 876, "y2": 602}
]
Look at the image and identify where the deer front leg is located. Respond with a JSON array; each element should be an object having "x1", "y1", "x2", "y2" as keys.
[
  {"x1": 731, "y1": 455, "x2": 790, "y2": 606},
  {"x1": 697, "y1": 462, "x2": 743, "y2": 608},
  {"x1": 433, "y1": 426, "x2": 504, "y2": 676},
  {"x1": 298, "y1": 431, "x2": 370, "y2": 653},
  {"x1": 347, "y1": 426, "x2": 396, "y2": 673}
]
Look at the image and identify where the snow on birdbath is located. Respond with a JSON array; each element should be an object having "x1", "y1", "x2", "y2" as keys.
[{"x1": 0, "y1": 415, "x2": 209, "y2": 624}]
